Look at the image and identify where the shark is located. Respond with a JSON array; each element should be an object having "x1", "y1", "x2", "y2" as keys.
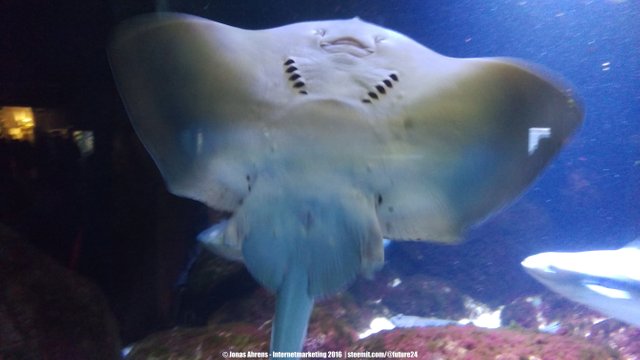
[
  {"x1": 522, "y1": 241, "x2": 640, "y2": 327},
  {"x1": 108, "y1": 13, "x2": 582, "y2": 357}
]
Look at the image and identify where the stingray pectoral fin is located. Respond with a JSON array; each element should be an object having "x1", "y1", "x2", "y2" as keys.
[
  {"x1": 378, "y1": 59, "x2": 583, "y2": 242},
  {"x1": 109, "y1": 14, "x2": 278, "y2": 211},
  {"x1": 197, "y1": 220, "x2": 245, "y2": 262}
]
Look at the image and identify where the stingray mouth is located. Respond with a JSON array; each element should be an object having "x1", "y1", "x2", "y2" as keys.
[{"x1": 320, "y1": 37, "x2": 374, "y2": 57}]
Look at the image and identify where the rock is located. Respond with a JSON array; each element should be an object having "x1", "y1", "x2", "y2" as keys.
[
  {"x1": 124, "y1": 323, "x2": 269, "y2": 359},
  {"x1": 206, "y1": 287, "x2": 275, "y2": 327},
  {"x1": 208, "y1": 288, "x2": 361, "y2": 352},
  {"x1": 176, "y1": 248, "x2": 256, "y2": 326},
  {"x1": 0, "y1": 225, "x2": 121, "y2": 360},
  {"x1": 126, "y1": 289, "x2": 363, "y2": 358}
]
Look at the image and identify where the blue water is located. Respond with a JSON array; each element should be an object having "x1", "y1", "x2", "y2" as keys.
[{"x1": 169, "y1": 0, "x2": 639, "y2": 303}]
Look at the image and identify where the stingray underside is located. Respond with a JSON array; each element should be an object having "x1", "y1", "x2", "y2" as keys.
[{"x1": 109, "y1": 13, "x2": 583, "y2": 357}]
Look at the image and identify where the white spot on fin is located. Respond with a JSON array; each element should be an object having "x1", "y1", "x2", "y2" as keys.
[
  {"x1": 585, "y1": 284, "x2": 632, "y2": 299},
  {"x1": 528, "y1": 127, "x2": 551, "y2": 155}
]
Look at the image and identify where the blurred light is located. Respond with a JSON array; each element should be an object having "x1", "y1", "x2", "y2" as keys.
[
  {"x1": 72, "y1": 130, "x2": 95, "y2": 158},
  {"x1": 121, "y1": 345, "x2": 133, "y2": 357},
  {"x1": 0, "y1": 107, "x2": 35, "y2": 142}
]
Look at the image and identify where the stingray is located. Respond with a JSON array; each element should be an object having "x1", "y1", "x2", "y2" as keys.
[
  {"x1": 109, "y1": 13, "x2": 582, "y2": 357},
  {"x1": 522, "y1": 241, "x2": 640, "y2": 327}
]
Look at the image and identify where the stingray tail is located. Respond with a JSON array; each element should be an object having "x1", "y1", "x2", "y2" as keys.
[{"x1": 270, "y1": 266, "x2": 314, "y2": 360}]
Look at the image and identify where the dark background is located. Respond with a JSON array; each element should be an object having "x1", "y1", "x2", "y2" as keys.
[{"x1": 1, "y1": 0, "x2": 638, "y2": 344}]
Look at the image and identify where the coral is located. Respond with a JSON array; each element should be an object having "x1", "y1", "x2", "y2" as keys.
[
  {"x1": 501, "y1": 297, "x2": 539, "y2": 329},
  {"x1": 605, "y1": 326, "x2": 640, "y2": 359},
  {"x1": 350, "y1": 268, "x2": 467, "y2": 320},
  {"x1": 352, "y1": 326, "x2": 619, "y2": 360},
  {"x1": 134, "y1": 259, "x2": 638, "y2": 360},
  {"x1": 305, "y1": 296, "x2": 360, "y2": 351},
  {"x1": 501, "y1": 292, "x2": 640, "y2": 359},
  {"x1": 126, "y1": 292, "x2": 361, "y2": 359},
  {"x1": 207, "y1": 288, "x2": 361, "y2": 351}
]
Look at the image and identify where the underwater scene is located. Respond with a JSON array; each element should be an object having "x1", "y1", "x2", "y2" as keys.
[{"x1": 0, "y1": 0, "x2": 638, "y2": 359}]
